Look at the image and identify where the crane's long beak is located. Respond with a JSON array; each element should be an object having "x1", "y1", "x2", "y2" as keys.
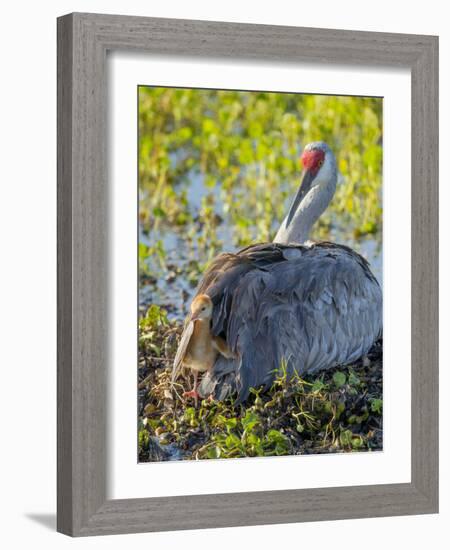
[{"x1": 285, "y1": 169, "x2": 315, "y2": 227}]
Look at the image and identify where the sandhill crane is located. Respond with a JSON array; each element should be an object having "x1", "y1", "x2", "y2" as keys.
[{"x1": 176, "y1": 141, "x2": 382, "y2": 404}]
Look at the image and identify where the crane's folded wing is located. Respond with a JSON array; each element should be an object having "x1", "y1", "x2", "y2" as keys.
[{"x1": 197, "y1": 242, "x2": 382, "y2": 403}]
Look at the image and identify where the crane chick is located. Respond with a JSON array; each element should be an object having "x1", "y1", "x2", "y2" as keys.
[{"x1": 172, "y1": 294, "x2": 234, "y2": 406}]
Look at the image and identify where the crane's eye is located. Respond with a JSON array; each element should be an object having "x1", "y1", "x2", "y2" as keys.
[
  {"x1": 317, "y1": 159, "x2": 324, "y2": 167},
  {"x1": 202, "y1": 307, "x2": 206, "y2": 311}
]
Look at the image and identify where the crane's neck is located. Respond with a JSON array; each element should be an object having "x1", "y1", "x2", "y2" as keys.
[{"x1": 274, "y1": 154, "x2": 337, "y2": 245}]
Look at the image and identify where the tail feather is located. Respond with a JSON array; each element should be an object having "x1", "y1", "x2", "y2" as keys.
[{"x1": 198, "y1": 355, "x2": 239, "y2": 400}]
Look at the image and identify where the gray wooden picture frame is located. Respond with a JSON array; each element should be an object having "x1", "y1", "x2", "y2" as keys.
[{"x1": 57, "y1": 12, "x2": 439, "y2": 537}]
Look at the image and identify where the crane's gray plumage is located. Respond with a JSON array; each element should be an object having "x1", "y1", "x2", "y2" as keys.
[
  {"x1": 175, "y1": 141, "x2": 382, "y2": 403},
  {"x1": 196, "y1": 242, "x2": 382, "y2": 403}
]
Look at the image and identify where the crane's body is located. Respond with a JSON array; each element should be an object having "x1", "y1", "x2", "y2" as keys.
[
  {"x1": 196, "y1": 241, "x2": 381, "y2": 402},
  {"x1": 173, "y1": 141, "x2": 382, "y2": 404}
]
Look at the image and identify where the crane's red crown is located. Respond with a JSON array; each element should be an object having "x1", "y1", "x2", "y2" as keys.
[{"x1": 301, "y1": 148, "x2": 325, "y2": 175}]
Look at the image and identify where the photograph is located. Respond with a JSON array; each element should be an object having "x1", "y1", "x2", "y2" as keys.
[
  {"x1": 137, "y1": 86, "x2": 383, "y2": 462},
  {"x1": 1, "y1": 1, "x2": 442, "y2": 543}
]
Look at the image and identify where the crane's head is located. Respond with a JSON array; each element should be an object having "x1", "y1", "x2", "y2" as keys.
[
  {"x1": 301, "y1": 141, "x2": 329, "y2": 174},
  {"x1": 284, "y1": 141, "x2": 337, "y2": 228},
  {"x1": 190, "y1": 294, "x2": 213, "y2": 321}
]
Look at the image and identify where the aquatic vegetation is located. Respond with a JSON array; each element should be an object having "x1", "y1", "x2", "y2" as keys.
[
  {"x1": 139, "y1": 88, "x2": 382, "y2": 241},
  {"x1": 138, "y1": 306, "x2": 383, "y2": 461}
]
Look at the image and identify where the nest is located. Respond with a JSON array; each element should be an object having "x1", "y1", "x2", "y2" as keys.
[{"x1": 138, "y1": 309, "x2": 383, "y2": 462}]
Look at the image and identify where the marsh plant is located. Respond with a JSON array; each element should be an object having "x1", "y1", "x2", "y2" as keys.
[{"x1": 138, "y1": 306, "x2": 382, "y2": 461}]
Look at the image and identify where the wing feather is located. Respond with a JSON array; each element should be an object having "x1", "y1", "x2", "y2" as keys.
[
  {"x1": 197, "y1": 242, "x2": 382, "y2": 402},
  {"x1": 171, "y1": 319, "x2": 194, "y2": 383}
]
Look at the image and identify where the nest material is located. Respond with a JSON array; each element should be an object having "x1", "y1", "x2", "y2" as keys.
[{"x1": 138, "y1": 313, "x2": 383, "y2": 462}]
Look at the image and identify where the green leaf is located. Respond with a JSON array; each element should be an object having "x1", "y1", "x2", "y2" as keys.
[
  {"x1": 339, "y1": 429, "x2": 353, "y2": 446},
  {"x1": 242, "y1": 411, "x2": 260, "y2": 432},
  {"x1": 152, "y1": 206, "x2": 166, "y2": 218},
  {"x1": 333, "y1": 371, "x2": 347, "y2": 388},
  {"x1": 351, "y1": 437, "x2": 364, "y2": 449},
  {"x1": 207, "y1": 446, "x2": 221, "y2": 459},
  {"x1": 370, "y1": 398, "x2": 383, "y2": 414},
  {"x1": 223, "y1": 417, "x2": 238, "y2": 430},
  {"x1": 266, "y1": 429, "x2": 287, "y2": 443},
  {"x1": 348, "y1": 371, "x2": 361, "y2": 386},
  {"x1": 225, "y1": 433, "x2": 241, "y2": 449},
  {"x1": 138, "y1": 242, "x2": 149, "y2": 259},
  {"x1": 312, "y1": 379, "x2": 326, "y2": 393},
  {"x1": 246, "y1": 433, "x2": 261, "y2": 446}
]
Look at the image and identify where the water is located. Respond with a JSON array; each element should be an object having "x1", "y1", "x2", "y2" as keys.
[{"x1": 139, "y1": 173, "x2": 382, "y2": 320}]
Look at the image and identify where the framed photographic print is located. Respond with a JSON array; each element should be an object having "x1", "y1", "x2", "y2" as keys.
[
  {"x1": 57, "y1": 13, "x2": 438, "y2": 536},
  {"x1": 137, "y1": 86, "x2": 384, "y2": 464}
]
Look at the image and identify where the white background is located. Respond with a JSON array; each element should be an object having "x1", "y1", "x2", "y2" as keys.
[
  {"x1": 109, "y1": 55, "x2": 411, "y2": 499},
  {"x1": 0, "y1": 1, "x2": 447, "y2": 548}
]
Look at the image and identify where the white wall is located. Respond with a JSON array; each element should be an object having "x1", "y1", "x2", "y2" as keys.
[{"x1": 0, "y1": 1, "x2": 447, "y2": 548}]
